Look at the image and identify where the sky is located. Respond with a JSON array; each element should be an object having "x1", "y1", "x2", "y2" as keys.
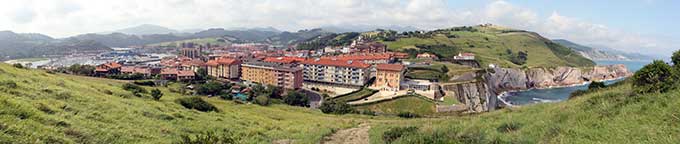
[{"x1": 1, "y1": 0, "x2": 678, "y2": 57}]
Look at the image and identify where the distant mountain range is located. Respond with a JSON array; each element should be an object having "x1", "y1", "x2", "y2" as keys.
[
  {"x1": 0, "y1": 31, "x2": 110, "y2": 60},
  {"x1": 552, "y1": 39, "x2": 656, "y2": 61}
]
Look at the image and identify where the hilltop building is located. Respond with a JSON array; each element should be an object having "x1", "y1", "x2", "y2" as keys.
[{"x1": 94, "y1": 62, "x2": 122, "y2": 76}]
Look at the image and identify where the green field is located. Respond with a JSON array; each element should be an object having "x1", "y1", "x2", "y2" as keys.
[
  {"x1": 354, "y1": 96, "x2": 437, "y2": 116},
  {"x1": 330, "y1": 88, "x2": 378, "y2": 102},
  {"x1": 3, "y1": 63, "x2": 680, "y2": 143},
  {"x1": 404, "y1": 61, "x2": 477, "y2": 82},
  {"x1": 383, "y1": 26, "x2": 594, "y2": 68}
]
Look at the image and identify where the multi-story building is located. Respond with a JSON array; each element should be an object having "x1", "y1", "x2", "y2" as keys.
[
  {"x1": 241, "y1": 62, "x2": 303, "y2": 89},
  {"x1": 330, "y1": 53, "x2": 393, "y2": 65},
  {"x1": 373, "y1": 64, "x2": 406, "y2": 91},
  {"x1": 299, "y1": 58, "x2": 371, "y2": 86},
  {"x1": 206, "y1": 57, "x2": 241, "y2": 79},
  {"x1": 180, "y1": 48, "x2": 202, "y2": 59},
  {"x1": 160, "y1": 68, "x2": 195, "y2": 81}
]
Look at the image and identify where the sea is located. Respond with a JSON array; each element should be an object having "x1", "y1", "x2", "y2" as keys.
[{"x1": 500, "y1": 60, "x2": 651, "y2": 106}]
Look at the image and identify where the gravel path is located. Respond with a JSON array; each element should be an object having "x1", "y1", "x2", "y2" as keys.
[{"x1": 321, "y1": 123, "x2": 371, "y2": 144}]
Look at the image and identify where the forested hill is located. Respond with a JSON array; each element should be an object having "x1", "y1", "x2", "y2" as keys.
[{"x1": 0, "y1": 31, "x2": 110, "y2": 61}]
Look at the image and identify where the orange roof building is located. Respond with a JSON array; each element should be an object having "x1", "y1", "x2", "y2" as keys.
[
  {"x1": 373, "y1": 64, "x2": 406, "y2": 91},
  {"x1": 299, "y1": 58, "x2": 371, "y2": 86},
  {"x1": 206, "y1": 57, "x2": 242, "y2": 79},
  {"x1": 94, "y1": 62, "x2": 123, "y2": 76}
]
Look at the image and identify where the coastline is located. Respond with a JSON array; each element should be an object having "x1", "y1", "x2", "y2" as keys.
[{"x1": 497, "y1": 76, "x2": 629, "y2": 107}]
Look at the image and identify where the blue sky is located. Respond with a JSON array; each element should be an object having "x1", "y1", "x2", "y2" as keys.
[{"x1": 0, "y1": 0, "x2": 677, "y2": 57}]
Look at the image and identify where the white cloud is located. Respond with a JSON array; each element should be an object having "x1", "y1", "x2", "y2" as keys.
[{"x1": 0, "y1": 0, "x2": 674, "y2": 56}]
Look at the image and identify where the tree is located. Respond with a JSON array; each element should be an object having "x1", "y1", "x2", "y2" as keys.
[
  {"x1": 12, "y1": 63, "x2": 23, "y2": 68},
  {"x1": 196, "y1": 81, "x2": 225, "y2": 96},
  {"x1": 319, "y1": 100, "x2": 355, "y2": 114},
  {"x1": 267, "y1": 85, "x2": 283, "y2": 99},
  {"x1": 196, "y1": 68, "x2": 209, "y2": 80},
  {"x1": 633, "y1": 60, "x2": 677, "y2": 94},
  {"x1": 151, "y1": 89, "x2": 163, "y2": 100},
  {"x1": 284, "y1": 91, "x2": 309, "y2": 107},
  {"x1": 672, "y1": 50, "x2": 680, "y2": 68},
  {"x1": 440, "y1": 65, "x2": 449, "y2": 73}
]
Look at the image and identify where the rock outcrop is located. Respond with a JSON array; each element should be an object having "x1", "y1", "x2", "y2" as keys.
[
  {"x1": 443, "y1": 82, "x2": 496, "y2": 113},
  {"x1": 486, "y1": 64, "x2": 632, "y2": 95}
]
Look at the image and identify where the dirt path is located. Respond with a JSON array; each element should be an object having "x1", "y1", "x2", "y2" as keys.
[{"x1": 322, "y1": 123, "x2": 371, "y2": 144}]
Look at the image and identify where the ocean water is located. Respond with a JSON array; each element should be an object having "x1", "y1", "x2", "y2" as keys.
[{"x1": 501, "y1": 60, "x2": 651, "y2": 106}]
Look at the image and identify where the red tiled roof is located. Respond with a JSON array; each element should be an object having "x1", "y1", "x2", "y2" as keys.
[
  {"x1": 121, "y1": 66, "x2": 135, "y2": 73},
  {"x1": 263, "y1": 56, "x2": 306, "y2": 64},
  {"x1": 300, "y1": 58, "x2": 371, "y2": 69},
  {"x1": 161, "y1": 68, "x2": 178, "y2": 75},
  {"x1": 206, "y1": 57, "x2": 240, "y2": 66},
  {"x1": 177, "y1": 70, "x2": 195, "y2": 77},
  {"x1": 376, "y1": 64, "x2": 405, "y2": 71},
  {"x1": 330, "y1": 53, "x2": 392, "y2": 61}
]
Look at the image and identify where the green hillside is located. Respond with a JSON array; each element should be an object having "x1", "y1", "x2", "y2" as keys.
[
  {"x1": 382, "y1": 25, "x2": 595, "y2": 68},
  {"x1": 0, "y1": 64, "x2": 364, "y2": 143},
  {"x1": 147, "y1": 36, "x2": 240, "y2": 47},
  {"x1": 3, "y1": 61, "x2": 680, "y2": 143}
]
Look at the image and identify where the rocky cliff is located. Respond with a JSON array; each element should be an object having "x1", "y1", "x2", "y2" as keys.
[
  {"x1": 443, "y1": 82, "x2": 496, "y2": 113},
  {"x1": 485, "y1": 64, "x2": 632, "y2": 94}
]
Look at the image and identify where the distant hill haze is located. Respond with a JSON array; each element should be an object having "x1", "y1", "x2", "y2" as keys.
[
  {"x1": 552, "y1": 39, "x2": 655, "y2": 61},
  {"x1": 0, "y1": 31, "x2": 110, "y2": 61}
]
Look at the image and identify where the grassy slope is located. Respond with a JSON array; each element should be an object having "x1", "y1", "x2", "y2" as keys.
[
  {"x1": 2, "y1": 63, "x2": 678, "y2": 143},
  {"x1": 0, "y1": 64, "x2": 367, "y2": 143},
  {"x1": 384, "y1": 26, "x2": 595, "y2": 68},
  {"x1": 369, "y1": 80, "x2": 680, "y2": 143},
  {"x1": 355, "y1": 96, "x2": 436, "y2": 115}
]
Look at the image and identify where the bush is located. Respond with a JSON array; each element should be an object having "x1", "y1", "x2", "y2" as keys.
[
  {"x1": 383, "y1": 126, "x2": 419, "y2": 143},
  {"x1": 107, "y1": 73, "x2": 146, "y2": 80},
  {"x1": 196, "y1": 81, "x2": 225, "y2": 96},
  {"x1": 497, "y1": 122, "x2": 522, "y2": 133},
  {"x1": 254, "y1": 95, "x2": 270, "y2": 106},
  {"x1": 176, "y1": 97, "x2": 218, "y2": 112},
  {"x1": 672, "y1": 50, "x2": 680, "y2": 67},
  {"x1": 319, "y1": 100, "x2": 355, "y2": 114},
  {"x1": 122, "y1": 83, "x2": 147, "y2": 94},
  {"x1": 633, "y1": 60, "x2": 677, "y2": 94},
  {"x1": 588, "y1": 81, "x2": 606, "y2": 90},
  {"x1": 0, "y1": 80, "x2": 18, "y2": 88},
  {"x1": 176, "y1": 129, "x2": 239, "y2": 144},
  {"x1": 134, "y1": 80, "x2": 156, "y2": 86},
  {"x1": 12, "y1": 63, "x2": 23, "y2": 68},
  {"x1": 151, "y1": 89, "x2": 163, "y2": 101},
  {"x1": 397, "y1": 112, "x2": 420, "y2": 118},
  {"x1": 284, "y1": 91, "x2": 309, "y2": 107}
]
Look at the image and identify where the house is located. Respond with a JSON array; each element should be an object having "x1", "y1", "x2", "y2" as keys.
[
  {"x1": 416, "y1": 53, "x2": 438, "y2": 60},
  {"x1": 352, "y1": 42, "x2": 387, "y2": 53},
  {"x1": 373, "y1": 64, "x2": 406, "y2": 91},
  {"x1": 206, "y1": 57, "x2": 241, "y2": 79},
  {"x1": 180, "y1": 59, "x2": 206, "y2": 72},
  {"x1": 121, "y1": 66, "x2": 160, "y2": 77},
  {"x1": 94, "y1": 62, "x2": 122, "y2": 76},
  {"x1": 160, "y1": 68, "x2": 195, "y2": 81},
  {"x1": 453, "y1": 52, "x2": 475, "y2": 60}
]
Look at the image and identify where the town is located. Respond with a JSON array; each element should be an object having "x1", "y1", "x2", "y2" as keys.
[{"x1": 12, "y1": 35, "x2": 479, "y2": 113}]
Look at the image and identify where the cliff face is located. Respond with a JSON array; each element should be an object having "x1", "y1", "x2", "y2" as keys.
[
  {"x1": 444, "y1": 82, "x2": 496, "y2": 113},
  {"x1": 486, "y1": 64, "x2": 632, "y2": 94}
]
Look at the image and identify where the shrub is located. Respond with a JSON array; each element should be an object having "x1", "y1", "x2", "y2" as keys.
[
  {"x1": 383, "y1": 126, "x2": 419, "y2": 143},
  {"x1": 319, "y1": 100, "x2": 355, "y2": 114},
  {"x1": 176, "y1": 129, "x2": 239, "y2": 144},
  {"x1": 133, "y1": 80, "x2": 156, "y2": 86},
  {"x1": 254, "y1": 95, "x2": 270, "y2": 106},
  {"x1": 196, "y1": 81, "x2": 225, "y2": 96},
  {"x1": 0, "y1": 80, "x2": 18, "y2": 88},
  {"x1": 151, "y1": 89, "x2": 163, "y2": 101},
  {"x1": 497, "y1": 122, "x2": 522, "y2": 133},
  {"x1": 633, "y1": 60, "x2": 677, "y2": 94},
  {"x1": 672, "y1": 50, "x2": 680, "y2": 67},
  {"x1": 176, "y1": 97, "x2": 218, "y2": 112},
  {"x1": 588, "y1": 81, "x2": 606, "y2": 90},
  {"x1": 12, "y1": 63, "x2": 23, "y2": 68},
  {"x1": 284, "y1": 91, "x2": 309, "y2": 107},
  {"x1": 122, "y1": 83, "x2": 147, "y2": 94},
  {"x1": 397, "y1": 112, "x2": 419, "y2": 118}
]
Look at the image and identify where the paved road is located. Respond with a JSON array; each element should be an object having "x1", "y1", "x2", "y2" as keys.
[{"x1": 301, "y1": 89, "x2": 322, "y2": 108}]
